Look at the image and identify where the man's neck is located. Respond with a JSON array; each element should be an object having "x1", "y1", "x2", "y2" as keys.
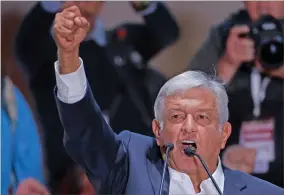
[
  {"x1": 187, "y1": 159, "x2": 219, "y2": 193},
  {"x1": 188, "y1": 172, "x2": 203, "y2": 193}
]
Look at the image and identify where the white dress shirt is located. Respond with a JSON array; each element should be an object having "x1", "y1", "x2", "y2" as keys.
[
  {"x1": 55, "y1": 59, "x2": 225, "y2": 195},
  {"x1": 168, "y1": 158, "x2": 224, "y2": 195}
]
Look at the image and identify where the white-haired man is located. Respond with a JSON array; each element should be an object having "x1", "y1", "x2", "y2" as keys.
[{"x1": 53, "y1": 5, "x2": 284, "y2": 195}]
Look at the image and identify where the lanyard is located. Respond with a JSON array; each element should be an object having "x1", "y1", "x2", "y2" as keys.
[{"x1": 250, "y1": 68, "x2": 271, "y2": 118}]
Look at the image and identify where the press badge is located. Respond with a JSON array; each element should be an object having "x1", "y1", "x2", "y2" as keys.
[
  {"x1": 239, "y1": 118, "x2": 275, "y2": 174},
  {"x1": 240, "y1": 68, "x2": 275, "y2": 174}
]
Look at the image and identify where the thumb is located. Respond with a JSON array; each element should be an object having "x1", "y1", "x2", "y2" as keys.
[{"x1": 74, "y1": 17, "x2": 90, "y2": 32}]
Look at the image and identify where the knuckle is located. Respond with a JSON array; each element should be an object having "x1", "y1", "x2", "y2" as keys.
[
  {"x1": 55, "y1": 12, "x2": 61, "y2": 18},
  {"x1": 55, "y1": 13, "x2": 63, "y2": 21},
  {"x1": 62, "y1": 11, "x2": 69, "y2": 18},
  {"x1": 74, "y1": 5, "x2": 80, "y2": 10},
  {"x1": 68, "y1": 12, "x2": 75, "y2": 18},
  {"x1": 53, "y1": 24, "x2": 60, "y2": 32},
  {"x1": 67, "y1": 20, "x2": 74, "y2": 27}
]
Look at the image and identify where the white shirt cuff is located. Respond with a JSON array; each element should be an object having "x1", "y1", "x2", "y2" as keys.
[
  {"x1": 40, "y1": 1, "x2": 62, "y2": 13},
  {"x1": 136, "y1": 2, "x2": 158, "y2": 16},
  {"x1": 55, "y1": 58, "x2": 87, "y2": 104}
]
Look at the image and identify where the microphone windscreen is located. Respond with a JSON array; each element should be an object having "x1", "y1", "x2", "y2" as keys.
[{"x1": 165, "y1": 143, "x2": 174, "y2": 151}]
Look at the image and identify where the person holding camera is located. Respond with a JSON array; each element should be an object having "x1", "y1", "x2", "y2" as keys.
[{"x1": 188, "y1": 1, "x2": 284, "y2": 187}]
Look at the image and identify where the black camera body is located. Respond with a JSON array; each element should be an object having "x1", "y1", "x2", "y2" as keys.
[
  {"x1": 222, "y1": 11, "x2": 284, "y2": 70},
  {"x1": 249, "y1": 15, "x2": 284, "y2": 70}
]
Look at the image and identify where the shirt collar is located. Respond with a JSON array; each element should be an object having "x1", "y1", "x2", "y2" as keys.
[{"x1": 168, "y1": 157, "x2": 224, "y2": 194}]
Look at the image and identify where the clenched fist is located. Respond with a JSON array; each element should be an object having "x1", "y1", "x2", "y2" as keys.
[{"x1": 53, "y1": 5, "x2": 90, "y2": 53}]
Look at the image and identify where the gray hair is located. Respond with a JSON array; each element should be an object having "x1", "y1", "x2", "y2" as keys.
[{"x1": 153, "y1": 71, "x2": 229, "y2": 130}]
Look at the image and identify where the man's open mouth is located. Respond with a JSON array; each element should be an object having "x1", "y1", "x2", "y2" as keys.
[{"x1": 181, "y1": 140, "x2": 197, "y2": 150}]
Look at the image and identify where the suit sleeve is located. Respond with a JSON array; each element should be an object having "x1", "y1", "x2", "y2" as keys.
[
  {"x1": 14, "y1": 2, "x2": 56, "y2": 82},
  {"x1": 132, "y1": 2, "x2": 180, "y2": 63},
  {"x1": 55, "y1": 83, "x2": 130, "y2": 193}
]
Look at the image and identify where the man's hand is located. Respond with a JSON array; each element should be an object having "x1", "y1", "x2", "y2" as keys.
[
  {"x1": 54, "y1": 5, "x2": 90, "y2": 53},
  {"x1": 16, "y1": 178, "x2": 50, "y2": 195},
  {"x1": 218, "y1": 25, "x2": 255, "y2": 82},
  {"x1": 222, "y1": 145, "x2": 257, "y2": 174},
  {"x1": 53, "y1": 5, "x2": 90, "y2": 74}
]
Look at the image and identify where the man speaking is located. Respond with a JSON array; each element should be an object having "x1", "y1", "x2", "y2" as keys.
[{"x1": 53, "y1": 5, "x2": 284, "y2": 195}]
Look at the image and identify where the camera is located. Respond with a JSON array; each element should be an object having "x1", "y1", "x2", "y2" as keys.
[{"x1": 243, "y1": 15, "x2": 284, "y2": 70}]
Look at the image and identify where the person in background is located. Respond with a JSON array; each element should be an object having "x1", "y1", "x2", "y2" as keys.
[
  {"x1": 15, "y1": 1, "x2": 179, "y2": 193},
  {"x1": 1, "y1": 64, "x2": 49, "y2": 195},
  {"x1": 188, "y1": 1, "x2": 284, "y2": 187}
]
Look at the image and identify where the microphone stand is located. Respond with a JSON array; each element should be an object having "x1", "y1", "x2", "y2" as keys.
[
  {"x1": 159, "y1": 143, "x2": 174, "y2": 195},
  {"x1": 184, "y1": 146, "x2": 223, "y2": 195}
]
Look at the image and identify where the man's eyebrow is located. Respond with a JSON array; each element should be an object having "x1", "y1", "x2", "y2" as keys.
[
  {"x1": 196, "y1": 108, "x2": 216, "y2": 112},
  {"x1": 167, "y1": 108, "x2": 183, "y2": 112},
  {"x1": 167, "y1": 108, "x2": 216, "y2": 112}
]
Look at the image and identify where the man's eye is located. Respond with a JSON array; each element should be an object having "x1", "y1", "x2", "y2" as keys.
[
  {"x1": 196, "y1": 114, "x2": 210, "y2": 125},
  {"x1": 171, "y1": 114, "x2": 184, "y2": 122},
  {"x1": 198, "y1": 115, "x2": 207, "y2": 119}
]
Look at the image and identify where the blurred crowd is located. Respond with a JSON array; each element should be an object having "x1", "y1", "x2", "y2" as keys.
[{"x1": 1, "y1": 1, "x2": 284, "y2": 195}]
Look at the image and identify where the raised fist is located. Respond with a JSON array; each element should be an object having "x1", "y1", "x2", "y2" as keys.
[{"x1": 53, "y1": 5, "x2": 90, "y2": 53}]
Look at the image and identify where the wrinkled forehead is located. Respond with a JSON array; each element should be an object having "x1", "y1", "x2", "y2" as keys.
[{"x1": 163, "y1": 88, "x2": 218, "y2": 112}]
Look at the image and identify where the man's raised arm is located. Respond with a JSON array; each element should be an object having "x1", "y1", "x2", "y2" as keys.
[{"x1": 52, "y1": 5, "x2": 128, "y2": 192}]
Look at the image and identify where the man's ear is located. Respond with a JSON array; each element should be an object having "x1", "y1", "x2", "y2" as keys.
[
  {"x1": 220, "y1": 122, "x2": 232, "y2": 149},
  {"x1": 152, "y1": 119, "x2": 161, "y2": 146}
]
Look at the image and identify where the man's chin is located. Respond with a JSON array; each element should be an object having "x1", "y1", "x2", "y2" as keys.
[
  {"x1": 178, "y1": 162, "x2": 199, "y2": 175},
  {"x1": 177, "y1": 151, "x2": 199, "y2": 169}
]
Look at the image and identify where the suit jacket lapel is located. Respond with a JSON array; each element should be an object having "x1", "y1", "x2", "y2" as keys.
[
  {"x1": 223, "y1": 166, "x2": 247, "y2": 195},
  {"x1": 146, "y1": 141, "x2": 170, "y2": 195}
]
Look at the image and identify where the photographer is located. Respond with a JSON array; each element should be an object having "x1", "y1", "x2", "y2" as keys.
[{"x1": 188, "y1": 1, "x2": 284, "y2": 187}]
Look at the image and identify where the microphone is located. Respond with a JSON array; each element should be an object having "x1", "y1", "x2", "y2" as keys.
[
  {"x1": 184, "y1": 146, "x2": 223, "y2": 195},
  {"x1": 159, "y1": 143, "x2": 174, "y2": 195}
]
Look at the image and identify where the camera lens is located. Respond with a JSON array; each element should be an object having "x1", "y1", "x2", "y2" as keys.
[{"x1": 259, "y1": 35, "x2": 283, "y2": 69}]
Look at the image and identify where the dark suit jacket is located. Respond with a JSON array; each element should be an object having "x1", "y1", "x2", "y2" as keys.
[
  {"x1": 55, "y1": 85, "x2": 284, "y2": 195},
  {"x1": 15, "y1": 2, "x2": 179, "y2": 182}
]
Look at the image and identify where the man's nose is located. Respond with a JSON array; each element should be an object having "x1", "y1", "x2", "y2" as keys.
[{"x1": 181, "y1": 114, "x2": 197, "y2": 133}]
